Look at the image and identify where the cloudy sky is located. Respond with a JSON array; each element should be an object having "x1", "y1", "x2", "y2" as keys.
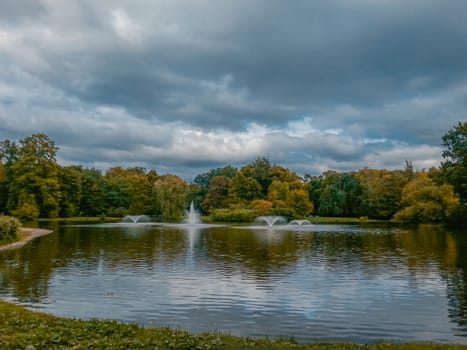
[{"x1": 1, "y1": 0, "x2": 466, "y2": 179}]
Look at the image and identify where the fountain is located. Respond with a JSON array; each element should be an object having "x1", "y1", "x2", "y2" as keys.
[
  {"x1": 289, "y1": 219, "x2": 311, "y2": 226},
  {"x1": 185, "y1": 201, "x2": 201, "y2": 225},
  {"x1": 123, "y1": 215, "x2": 150, "y2": 223},
  {"x1": 255, "y1": 216, "x2": 287, "y2": 227}
]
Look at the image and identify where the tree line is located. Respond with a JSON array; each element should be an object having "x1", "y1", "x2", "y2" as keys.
[{"x1": 0, "y1": 121, "x2": 465, "y2": 224}]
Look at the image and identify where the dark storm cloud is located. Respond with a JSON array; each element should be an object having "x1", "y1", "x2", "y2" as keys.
[
  {"x1": 0, "y1": 0, "x2": 47, "y2": 22},
  {"x1": 0, "y1": 0, "x2": 466, "y2": 177}
]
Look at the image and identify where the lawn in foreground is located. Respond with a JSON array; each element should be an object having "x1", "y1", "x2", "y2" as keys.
[{"x1": 1, "y1": 301, "x2": 466, "y2": 350}]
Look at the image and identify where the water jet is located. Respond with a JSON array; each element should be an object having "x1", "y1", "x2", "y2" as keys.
[
  {"x1": 123, "y1": 215, "x2": 150, "y2": 223},
  {"x1": 185, "y1": 201, "x2": 201, "y2": 225},
  {"x1": 255, "y1": 216, "x2": 287, "y2": 227},
  {"x1": 289, "y1": 219, "x2": 311, "y2": 226}
]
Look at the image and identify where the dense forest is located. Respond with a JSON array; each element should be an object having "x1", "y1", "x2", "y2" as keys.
[{"x1": 0, "y1": 121, "x2": 465, "y2": 225}]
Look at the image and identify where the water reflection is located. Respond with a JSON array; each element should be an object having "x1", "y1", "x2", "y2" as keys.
[{"x1": 0, "y1": 222, "x2": 466, "y2": 343}]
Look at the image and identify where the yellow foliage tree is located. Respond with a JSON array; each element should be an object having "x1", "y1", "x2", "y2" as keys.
[{"x1": 393, "y1": 173, "x2": 459, "y2": 223}]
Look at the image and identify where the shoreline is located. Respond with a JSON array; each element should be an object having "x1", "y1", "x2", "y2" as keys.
[{"x1": 0, "y1": 228, "x2": 53, "y2": 251}]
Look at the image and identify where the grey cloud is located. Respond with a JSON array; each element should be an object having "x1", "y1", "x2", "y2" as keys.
[
  {"x1": 0, "y1": 0, "x2": 47, "y2": 22},
  {"x1": 1, "y1": 0, "x2": 466, "y2": 177}
]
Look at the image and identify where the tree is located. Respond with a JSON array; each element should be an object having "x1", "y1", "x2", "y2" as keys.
[
  {"x1": 201, "y1": 176, "x2": 231, "y2": 213},
  {"x1": 241, "y1": 157, "x2": 272, "y2": 196},
  {"x1": 228, "y1": 171, "x2": 262, "y2": 204},
  {"x1": 356, "y1": 168, "x2": 409, "y2": 219},
  {"x1": 287, "y1": 188, "x2": 314, "y2": 217},
  {"x1": 393, "y1": 173, "x2": 459, "y2": 223},
  {"x1": 441, "y1": 121, "x2": 467, "y2": 203},
  {"x1": 0, "y1": 162, "x2": 7, "y2": 213},
  {"x1": 58, "y1": 166, "x2": 83, "y2": 217},
  {"x1": 192, "y1": 165, "x2": 237, "y2": 211},
  {"x1": 317, "y1": 172, "x2": 362, "y2": 217},
  {"x1": 7, "y1": 134, "x2": 61, "y2": 218},
  {"x1": 152, "y1": 174, "x2": 189, "y2": 221},
  {"x1": 79, "y1": 168, "x2": 106, "y2": 216}
]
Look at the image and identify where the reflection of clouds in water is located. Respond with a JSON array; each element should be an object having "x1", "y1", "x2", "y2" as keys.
[
  {"x1": 4, "y1": 222, "x2": 465, "y2": 343},
  {"x1": 164, "y1": 271, "x2": 270, "y2": 312}
]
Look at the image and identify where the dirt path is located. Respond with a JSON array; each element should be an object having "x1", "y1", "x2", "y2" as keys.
[{"x1": 0, "y1": 228, "x2": 53, "y2": 251}]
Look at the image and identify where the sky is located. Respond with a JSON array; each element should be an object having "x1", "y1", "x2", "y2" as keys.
[{"x1": 0, "y1": 0, "x2": 466, "y2": 180}]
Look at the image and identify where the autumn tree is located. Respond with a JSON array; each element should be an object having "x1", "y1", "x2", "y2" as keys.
[
  {"x1": 192, "y1": 165, "x2": 237, "y2": 211},
  {"x1": 356, "y1": 168, "x2": 410, "y2": 219},
  {"x1": 104, "y1": 167, "x2": 152, "y2": 215},
  {"x1": 393, "y1": 173, "x2": 459, "y2": 223}
]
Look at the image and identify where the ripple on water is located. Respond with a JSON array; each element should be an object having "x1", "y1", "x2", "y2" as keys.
[{"x1": 1, "y1": 223, "x2": 467, "y2": 344}]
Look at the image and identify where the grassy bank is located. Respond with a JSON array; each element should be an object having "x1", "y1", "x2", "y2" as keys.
[
  {"x1": 0, "y1": 230, "x2": 26, "y2": 246},
  {"x1": 0, "y1": 301, "x2": 466, "y2": 349},
  {"x1": 308, "y1": 217, "x2": 388, "y2": 224},
  {"x1": 37, "y1": 216, "x2": 121, "y2": 223}
]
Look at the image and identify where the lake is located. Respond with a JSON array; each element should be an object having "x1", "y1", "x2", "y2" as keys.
[{"x1": 0, "y1": 221, "x2": 466, "y2": 344}]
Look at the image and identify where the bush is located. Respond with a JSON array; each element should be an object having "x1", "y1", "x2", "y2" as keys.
[
  {"x1": 446, "y1": 204, "x2": 467, "y2": 227},
  {"x1": 0, "y1": 215, "x2": 21, "y2": 242},
  {"x1": 11, "y1": 202, "x2": 40, "y2": 221},
  {"x1": 106, "y1": 207, "x2": 128, "y2": 217},
  {"x1": 210, "y1": 208, "x2": 257, "y2": 222}
]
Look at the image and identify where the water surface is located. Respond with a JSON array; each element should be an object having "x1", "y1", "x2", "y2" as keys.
[{"x1": 0, "y1": 222, "x2": 466, "y2": 344}]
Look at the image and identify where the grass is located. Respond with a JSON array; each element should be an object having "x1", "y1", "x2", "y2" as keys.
[
  {"x1": 0, "y1": 230, "x2": 28, "y2": 247},
  {"x1": 34, "y1": 215, "x2": 387, "y2": 225},
  {"x1": 308, "y1": 217, "x2": 389, "y2": 224},
  {"x1": 0, "y1": 301, "x2": 466, "y2": 349},
  {"x1": 37, "y1": 217, "x2": 122, "y2": 223}
]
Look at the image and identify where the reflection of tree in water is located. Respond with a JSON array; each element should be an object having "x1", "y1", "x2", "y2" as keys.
[
  {"x1": 1, "y1": 222, "x2": 466, "y2": 333},
  {"x1": 200, "y1": 227, "x2": 313, "y2": 281},
  {"x1": 0, "y1": 232, "x2": 60, "y2": 302},
  {"x1": 394, "y1": 224, "x2": 467, "y2": 334},
  {"x1": 444, "y1": 230, "x2": 467, "y2": 333},
  {"x1": 0, "y1": 225, "x2": 189, "y2": 302}
]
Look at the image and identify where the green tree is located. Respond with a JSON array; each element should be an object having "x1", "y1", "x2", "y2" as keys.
[
  {"x1": 152, "y1": 174, "x2": 189, "y2": 221},
  {"x1": 79, "y1": 168, "x2": 106, "y2": 216},
  {"x1": 104, "y1": 167, "x2": 131, "y2": 211},
  {"x1": 317, "y1": 172, "x2": 362, "y2": 217},
  {"x1": 241, "y1": 157, "x2": 272, "y2": 196},
  {"x1": 192, "y1": 165, "x2": 237, "y2": 211},
  {"x1": 228, "y1": 171, "x2": 262, "y2": 204},
  {"x1": 441, "y1": 121, "x2": 467, "y2": 203},
  {"x1": 201, "y1": 176, "x2": 231, "y2": 213},
  {"x1": 304, "y1": 174, "x2": 323, "y2": 213},
  {"x1": 126, "y1": 173, "x2": 152, "y2": 214},
  {"x1": 7, "y1": 134, "x2": 61, "y2": 219},
  {"x1": 0, "y1": 162, "x2": 7, "y2": 213},
  {"x1": 58, "y1": 166, "x2": 83, "y2": 217}
]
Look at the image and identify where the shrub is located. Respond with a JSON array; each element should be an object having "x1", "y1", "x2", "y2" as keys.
[
  {"x1": 446, "y1": 204, "x2": 467, "y2": 227},
  {"x1": 107, "y1": 207, "x2": 128, "y2": 217},
  {"x1": 210, "y1": 208, "x2": 257, "y2": 222},
  {"x1": 0, "y1": 215, "x2": 21, "y2": 242}
]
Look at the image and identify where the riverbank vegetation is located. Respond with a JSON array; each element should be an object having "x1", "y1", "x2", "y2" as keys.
[
  {"x1": 0, "y1": 122, "x2": 465, "y2": 225},
  {"x1": 0, "y1": 301, "x2": 466, "y2": 350},
  {"x1": 0, "y1": 215, "x2": 20, "y2": 245}
]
